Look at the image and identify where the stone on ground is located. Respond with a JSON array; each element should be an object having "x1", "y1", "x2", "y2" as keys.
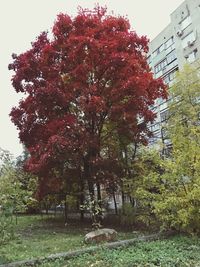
[{"x1": 84, "y1": 228, "x2": 117, "y2": 244}]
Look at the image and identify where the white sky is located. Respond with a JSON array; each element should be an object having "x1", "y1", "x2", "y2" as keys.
[{"x1": 0, "y1": 0, "x2": 184, "y2": 158}]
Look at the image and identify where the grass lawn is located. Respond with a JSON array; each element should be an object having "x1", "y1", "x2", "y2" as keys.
[
  {"x1": 38, "y1": 236, "x2": 200, "y2": 267},
  {"x1": 0, "y1": 214, "x2": 136, "y2": 265},
  {"x1": 1, "y1": 215, "x2": 200, "y2": 267}
]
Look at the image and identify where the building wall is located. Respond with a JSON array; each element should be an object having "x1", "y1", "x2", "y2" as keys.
[
  {"x1": 171, "y1": 0, "x2": 200, "y2": 68},
  {"x1": 147, "y1": 0, "x2": 200, "y2": 146}
]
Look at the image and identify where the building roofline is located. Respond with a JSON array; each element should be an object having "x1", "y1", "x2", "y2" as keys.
[
  {"x1": 170, "y1": 0, "x2": 187, "y2": 16},
  {"x1": 150, "y1": 0, "x2": 188, "y2": 43},
  {"x1": 150, "y1": 23, "x2": 171, "y2": 43}
]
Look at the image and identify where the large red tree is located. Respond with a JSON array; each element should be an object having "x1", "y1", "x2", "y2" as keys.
[{"x1": 9, "y1": 6, "x2": 166, "y2": 200}]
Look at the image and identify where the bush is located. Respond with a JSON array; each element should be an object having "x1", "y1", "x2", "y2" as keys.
[
  {"x1": 0, "y1": 213, "x2": 15, "y2": 245},
  {"x1": 119, "y1": 203, "x2": 136, "y2": 228},
  {"x1": 125, "y1": 142, "x2": 200, "y2": 234},
  {"x1": 0, "y1": 148, "x2": 38, "y2": 243}
]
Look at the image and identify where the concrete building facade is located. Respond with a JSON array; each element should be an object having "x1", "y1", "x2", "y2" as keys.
[{"x1": 147, "y1": 0, "x2": 200, "y2": 146}]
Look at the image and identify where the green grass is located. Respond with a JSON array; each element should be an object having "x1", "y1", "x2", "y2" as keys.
[
  {"x1": 1, "y1": 215, "x2": 200, "y2": 267},
  {"x1": 0, "y1": 215, "x2": 86, "y2": 264},
  {"x1": 0, "y1": 214, "x2": 136, "y2": 265},
  {"x1": 37, "y1": 235, "x2": 200, "y2": 267}
]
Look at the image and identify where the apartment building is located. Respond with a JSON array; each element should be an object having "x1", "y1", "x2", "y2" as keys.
[{"x1": 147, "y1": 0, "x2": 200, "y2": 146}]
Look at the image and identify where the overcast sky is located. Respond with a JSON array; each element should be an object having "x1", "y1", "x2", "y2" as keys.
[{"x1": 0, "y1": 0, "x2": 184, "y2": 157}]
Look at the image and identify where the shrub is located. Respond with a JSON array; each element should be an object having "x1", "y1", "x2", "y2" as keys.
[{"x1": 119, "y1": 203, "x2": 136, "y2": 228}]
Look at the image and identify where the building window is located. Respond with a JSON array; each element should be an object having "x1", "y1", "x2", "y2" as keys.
[
  {"x1": 166, "y1": 50, "x2": 177, "y2": 64},
  {"x1": 165, "y1": 37, "x2": 174, "y2": 49},
  {"x1": 182, "y1": 31, "x2": 196, "y2": 48},
  {"x1": 154, "y1": 59, "x2": 167, "y2": 74},
  {"x1": 159, "y1": 44, "x2": 165, "y2": 53},
  {"x1": 151, "y1": 130, "x2": 161, "y2": 142},
  {"x1": 163, "y1": 69, "x2": 178, "y2": 84},
  {"x1": 185, "y1": 49, "x2": 198, "y2": 63},
  {"x1": 180, "y1": 16, "x2": 192, "y2": 31},
  {"x1": 150, "y1": 123, "x2": 160, "y2": 132},
  {"x1": 160, "y1": 110, "x2": 169, "y2": 122},
  {"x1": 152, "y1": 44, "x2": 165, "y2": 58},
  {"x1": 167, "y1": 59, "x2": 178, "y2": 70},
  {"x1": 157, "y1": 97, "x2": 166, "y2": 106},
  {"x1": 165, "y1": 37, "x2": 175, "y2": 53}
]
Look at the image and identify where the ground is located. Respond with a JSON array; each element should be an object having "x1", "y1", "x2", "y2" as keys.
[
  {"x1": 59, "y1": 236, "x2": 200, "y2": 267},
  {"x1": 0, "y1": 214, "x2": 136, "y2": 264},
  {"x1": 0, "y1": 215, "x2": 200, "y2": 266}
]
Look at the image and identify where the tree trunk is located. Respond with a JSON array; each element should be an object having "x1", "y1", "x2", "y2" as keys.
[
  {"x1": 97, "y1": 183, "x2": 102, "y2": 205},
  {"x1": 80, "y1": 191, "x2": 85, "y2": 221},
  {"x1": 64, "y1": 197, "x2": 68, "y2": 224},
  {"x1": 54, "y1": 205, "x2": 57, "y2": 217},
  {"x1": 129, "y1": 196, "x2": 134, "y2": 206},
  {"x1": 79, "y1": 170, "x2": 85, "y2": 221},
  {"x1": 88, "y1": 180, "x2": 95, "y2": 200},
  {"x1": 121, "y1": 190, "x2": 125, "y2": 214},
  {"x1": 84, "y1": 153, "x2": 99, "y2": 226},
  {"x1": 97, "y1": 182, "x2": 103, "y2": 224},
  {"x1": 112, "y1": 190, "x2": 118, "y2": 215}
]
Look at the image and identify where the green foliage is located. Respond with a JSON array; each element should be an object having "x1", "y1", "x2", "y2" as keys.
[
  {"x1": 0, "y1": 216, "x2": 15, "y2": 247},
  {"x1": 0, "y1": 148, "x2": 38, "y2": 244},
  {"x1": 36, "y1": 235, "x2": 200, "y2": 267},
  {"x1": 125, "y1": 65, "x2": 200, "y2": 234},
  {"x1": 41, "y1": 194, "x2": 58, "y2": 213},
  {"x1": 154, "y1": 65, "x2": 200, "y2": 233},
  {"x1": 119, "y1": 203, "x2": 136, "y2": 228},
  {"x1": 168, "y1": 64, "x2": 200, "y2": 180},
  {"x1": 0, "y1": 166, "x2": 27, "y2": 214},
  {"x1": 1, "y1": 214, "x2": 200, "y2": 266},
  {"x1": 65, "y1": 195, "x2": 77, "y2": 211},
  {"x1": 80, "y1": 199, "x2": 105, "y2": 229},
  {"x1": 123, "y1": 147, "x2": 162, "y2": 228}
]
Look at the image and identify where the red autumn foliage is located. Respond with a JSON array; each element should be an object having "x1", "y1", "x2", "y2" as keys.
[{"x1": 9, "y1": 6, "x2": 167, "y2": 198}]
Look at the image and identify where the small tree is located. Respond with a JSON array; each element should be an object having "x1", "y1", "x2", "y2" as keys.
[
  {"x1": 128, "y1": 65, "x2": 200, "y2": 233},
  {"x1": 124, "y1": 146, "x2": 163, "y2": 227},
  {"x1": 0, "y1": 149, "x2": 38, "y2": 243},
  {"x1": 153, "y1": 65, "x2": 200, "y2": 233}
]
